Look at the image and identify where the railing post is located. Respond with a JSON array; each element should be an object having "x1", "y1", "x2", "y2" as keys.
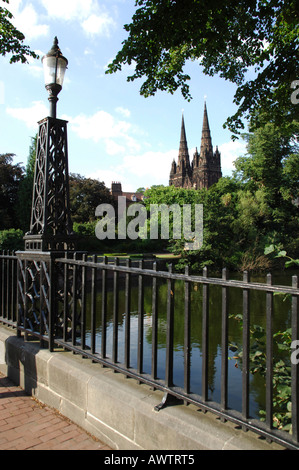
[
  {"x1": 202, "y1": 266, "x2": 209, "y2": 401},
  {"x1": 292, "y1": 275, "x2": 299, "y2": 443},
  {"x1": 151, "y1": 261, "x2": 158, "y2": 380},
  {"x1": 16, "y1": 255, "x2": 22, "y2": 338},
  {"x1": 112, "y1": 257, "x2": 119, "y2": 364},
  {"x1": 137, "y1": 259, "x2": 144, "y2": 375},
  {"x1": 91, "y1": 254, "x2": 97, "y2": 355},
  {"x1": 124, "y1": 258, "x2": 131, "y2": 369},
  {"x1": 184, "y1": 266, "x2": 191, "y2": 395},
  {"x1": 266, "y1": 272, "x2": 273, "y2": 435},
  {"x1": 48, "y1": 254, "x2": 55, "y2": 352},
  {"x1": 81, "y1": 253, "x2": 87, "y2": 350},
  {"x1": 242, "y1": 270, "x2": 250, "y2": 427},
  {"x1": 221, "y1": 267, "x2": 229, "y2": 415},
  {"x1": 165, "y1": 263, "x2": 174, "y2": 388},
  {"x1": 101, "y1": 256, "x2": 107, "y2": 358}
]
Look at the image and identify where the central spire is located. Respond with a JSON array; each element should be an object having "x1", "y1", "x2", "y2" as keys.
[
  {"x1": 178, "y1": 113, "x2": 190, "y2": 166},
  {"x1": 200, "y1": 101, "x2": 213, "y2": 157}
]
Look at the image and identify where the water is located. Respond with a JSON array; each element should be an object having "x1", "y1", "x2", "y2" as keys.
[{"x1": 82, "y1": 269, "x2": 296, "y2": 419}]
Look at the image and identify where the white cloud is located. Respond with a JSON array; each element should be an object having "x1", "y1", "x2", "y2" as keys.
[
  {"x1": 82, "y1": 12, "x2": 116, "y2": 37},
  {"x1": 9, "y1": 2, "x2": 49, "y2": 40},
  {"x1": 65, "y1": 110, "x2": 140, "y2": 155},
  {"x1": 115, "y1": 107, "x2": 131, "y2": 118},
  {"x1": 88, "y1": 149, "x2": 177, "y2": 191},
  {"x1": 40, "y1": 0, "x2": 116, "y2": 37},
  {"x1": 6, "y1": 101, "x2": 48, "y2": 129},
  {"x1": 219, "y1": 140, "x2": 247, "y2": 175},
  {"x1": 119, "y1": 150, "x2": 177, "y2": 189},
  {"x1": 40, "y1": 0, "x2": 93, "y2": 21},
  {"x1": 87, "y1": 169, "x2": 129, "y2": 190}
]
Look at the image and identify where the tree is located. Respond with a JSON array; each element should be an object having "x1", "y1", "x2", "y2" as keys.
[
  {"x1": 0, "y1": 153, "x2": 24, "y2": 229},
  {"x1": 106, "y1": 0, "x2": 299, "y2": 135},
  {"x1": 234, "y1": 118, "x2": 299, "y2": 205},
  {"x1": 16, "y1": 135, "x2": 37, "y2": 232},
  {"x1": 0, "y1": 0, "x2": 38, "y2": 63},
  {"x1": 233, "y1": 118, "x2": 299, "y2": 256},
  {"x1": 69, "y1": 174, "x2": 115, "y2": 224}
]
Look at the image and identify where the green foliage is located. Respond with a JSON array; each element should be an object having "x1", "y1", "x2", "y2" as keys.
[
  {"x1": 0, "y1": 153, "x2": 24, "y2": 230},
  {"x1": 229, "y1": 314, "x2": 293, "y2": 433},
  {"x1": 106, "y1": 0, "x2": 299, "y2": 135},
  {"x1": 140, "y1": 116, "x2": 298, "y2": 272},
  {"x1": 16, "y1": 135, "x2": 37, "y2": 232},
  {"x1": 0, "y1": 228, "x2": 24, "y2": 251},
  {"x1": 264, "y1": 244, "x2": 299, "y2": 268},
  {"x1": 0, "y1": 0, "x2": 39, "y2": 63},
  {"x1": 69, "y1": 174, "x2": 114, "y2": 224}
]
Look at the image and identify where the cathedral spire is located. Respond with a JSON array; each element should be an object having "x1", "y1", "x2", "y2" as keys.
[
  {"x1": 179, "y1": 112, "x2": 189, "y2": 159},
  {"x1": 200, "y1": 101, "x2": 213, "y2": 157},
  {"x1": 177, "y1": 112, "x2": 190, "y2": 171}
]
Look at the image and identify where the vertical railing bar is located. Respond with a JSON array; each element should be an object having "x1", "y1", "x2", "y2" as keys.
[
  {"x1": 63, "y1": 257, "x2": 69, "y2": 343},
  {"x1": 112, "y1": 257, "x2": 119, "y2": 364},
  {"x1": 1, "y1": 252, "x2": 6, "y2": 319},
  {"x1": 0, "y1": 251, "x2": 2, "y2": 318},
  {"x1": 242, "y1": 270, "x2": 250, "y2": 427},
  {"x1": 16, "y1": 257, "x2": 22, "y2": 337},
  {"x1": 81, "y1": 253, "x2": 87, "y2": 350},
  {"x1": 184, "y1": 266, "x2": 191, "y2": 395},
  {"x1": 11, "y1": 254, "x2": 16, "y2": 323},
  {"x1": 39, "y1": 259, "x2": 44, "y2": 347},
  {"x1": 48, "y1": 256, "x2": 54, "y2": 352},
  {"x1": 202, "y1": 266, "x2": 209, "y2": 401},
  {"x1": 165, "y1": 264, "x2": 174, "y2": 388},
  {"x1": 124, "y1": 258, "x2": 131, "y2": 369},
  {"x1": 266, "y1": 272, "x2": 273, "y2": 436},
  {"x1": 101, "y1": 256, "x2": 107, "y2": 358},
  {"x1": 221, "y1": 268, "x2": 229, "y2": 414},
  {"x1": 6, "y1": 252, "x2": 10, "y2": 321},
  {"x1": 91, "y1": 254, "x2": 97, "y2": 355},
  {"x1": 151, "y1": 261, "x2": 158, "y2": 380},
  {"x1": 291, "y1": 275, "x2": 299, "y2": 443},
  {"x1": 71, "y1": 253, "x2": 78, "y2": 347},
  {"x1": 24, "y1": 259, "x2": 28, "y2": 339},
  {"x1": 137, "y1": 259, "x2": 144, "y2": 375}
]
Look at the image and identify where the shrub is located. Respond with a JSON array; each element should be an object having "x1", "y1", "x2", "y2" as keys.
[{"x1": 0, "y1": 229, "x2": 24, "y2": 251}]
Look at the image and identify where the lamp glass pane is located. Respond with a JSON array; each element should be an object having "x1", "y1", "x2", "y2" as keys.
[
  {"x1": 42, "y1": 56, "x2": 57, "y2": 86},
  {"x1": 56, "y1": 57, "x2": 67, "y2": 86},
  {"x1": 42, "y1": 56, "x2": 67, "y2": 87}
]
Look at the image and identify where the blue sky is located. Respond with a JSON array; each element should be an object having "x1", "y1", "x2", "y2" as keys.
[{"x1": 1, "y1": 0, "x2": 248, "y2": 192}]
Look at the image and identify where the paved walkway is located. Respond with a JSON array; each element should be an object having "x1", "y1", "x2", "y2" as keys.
[{"x1": 0, "y1": 373, "x2": 112, "y2": 450}]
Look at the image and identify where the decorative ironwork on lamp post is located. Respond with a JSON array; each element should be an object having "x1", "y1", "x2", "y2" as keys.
[{"x1": 24, "y1": 37, "x2": 76, "y2": 252}]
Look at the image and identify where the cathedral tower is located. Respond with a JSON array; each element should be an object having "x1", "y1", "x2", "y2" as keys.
[
  {"x1": 169, "y1": 102, "x2": 222, "y2": 190},
  {"x1": 169, "y1": 114, "x2": 192, "y2": 188}
]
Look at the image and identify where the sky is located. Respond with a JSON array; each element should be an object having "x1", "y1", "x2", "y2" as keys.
[{"x1": 0, "y1": 0, "x2": 249, "y2": 192}]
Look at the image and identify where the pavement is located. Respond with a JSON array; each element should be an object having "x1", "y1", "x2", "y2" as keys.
[{"x1": 0, "y1": 372, "x2": 112, "y2": 450}]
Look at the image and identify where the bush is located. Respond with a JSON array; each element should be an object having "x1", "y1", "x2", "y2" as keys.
[{"x1": 0, "y1": 229, "x2": 24, "y2": 251}]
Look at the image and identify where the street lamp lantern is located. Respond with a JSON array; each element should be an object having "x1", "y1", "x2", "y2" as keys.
[
  {"x1": 24, "y1": 36, "x2": 75, "y2": 252},
  {"x1": 42, "y1": 37, "x2": 68, "y2": 118}
]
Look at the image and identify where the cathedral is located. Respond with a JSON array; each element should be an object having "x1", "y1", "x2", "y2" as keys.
[{"x1": 169, "y1": 102, "x2": 222, "y2": 190}]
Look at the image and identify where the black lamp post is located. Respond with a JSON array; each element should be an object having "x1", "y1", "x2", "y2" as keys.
[
  {"x1": 24, "y1": 37, "x2": 75, "y2": 252},
  {"x1": 42, "y1": 37, "x2": 68, "y2": 119}
]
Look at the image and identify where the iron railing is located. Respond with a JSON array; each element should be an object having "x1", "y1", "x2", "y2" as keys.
[{"x1": 0, "y1": 250, "x2": 298, "y2": 450}]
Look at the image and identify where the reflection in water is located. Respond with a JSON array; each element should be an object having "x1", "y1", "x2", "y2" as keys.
[{"x1": 83, "y1": 270, "x2": 294, "y2": 419}]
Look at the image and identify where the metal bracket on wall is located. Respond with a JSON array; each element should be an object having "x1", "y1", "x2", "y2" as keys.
[{"x1": 154, "y1": 392, "x2": 182, "y2": 412}]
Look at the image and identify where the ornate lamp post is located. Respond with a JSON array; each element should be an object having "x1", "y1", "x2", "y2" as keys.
[
  {"x1": 17, "y1": 38, "x2": 79, "y2": 350},
  {"x1": 42, "y1": 36, "x2": 68, "y2": 119},
  {"x1": 24, "y1": 37, "x2": 75, "y2": 252}
]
